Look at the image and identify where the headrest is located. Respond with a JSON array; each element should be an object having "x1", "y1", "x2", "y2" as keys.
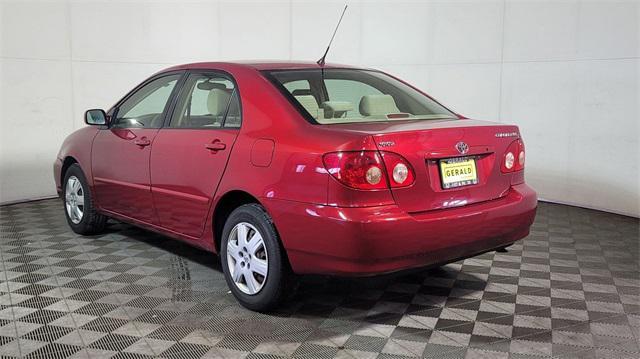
[
  {"x1": 359, "y1": 94, "x2": 400, "y2": 116},
  {"x1": 198, "y1": 81, "x2": 228, "y2": 91},
  {"x1": 321, "y1": 101, "x2": 354, "y2": 118},
  {"x1": 292, "y1": 89, "x2": 312, "y2": 96},
  {"x1": 294, "y1": 95, "x2": 320, "y2": 118},
  {"x1": 207, "y1": 89, "x2": 231, "y2": 116}
]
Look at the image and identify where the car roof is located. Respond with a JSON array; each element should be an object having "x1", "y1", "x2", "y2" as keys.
[{"x1": 164, "y1": 60, "x2": 362, "y2": 72}]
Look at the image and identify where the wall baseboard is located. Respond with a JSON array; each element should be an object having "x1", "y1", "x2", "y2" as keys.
[
  {"x1": 538, "y1": 198, "x2": 639, "y2": 219},
  {"x1": 1, "y1": 195, "x2": 59, "y2": 206}
]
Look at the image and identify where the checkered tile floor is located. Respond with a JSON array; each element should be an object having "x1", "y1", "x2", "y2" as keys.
[{"x1": 0, "y1": 199, "x2": 638, "y2": 358}]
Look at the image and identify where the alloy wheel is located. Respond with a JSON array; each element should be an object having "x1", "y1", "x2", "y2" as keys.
[
  {"x1": 226, "y1": 222, "x2": 268, "y2": 295},
  {"x1": 65, "y1": 176, "x2": 84, "y2": 224}
]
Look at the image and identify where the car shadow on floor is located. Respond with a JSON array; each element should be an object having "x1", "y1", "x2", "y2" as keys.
[
  {"x1": 102, "y1": 219, "x2": 489, "y2": 340},
  {"x1": 103, "y1": 220, "x2": 225, "y2": 272}
]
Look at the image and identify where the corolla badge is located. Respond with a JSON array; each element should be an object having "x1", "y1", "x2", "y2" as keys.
[
  {"x1": 378, "y1": 141, "x2": 395, "y2": 147},
  {"x1": 495, "y1": 132, "x2": 519, "y2": 138},
  {"x1": 455, "y1": 141, "x2": 469, "y2": 154}
]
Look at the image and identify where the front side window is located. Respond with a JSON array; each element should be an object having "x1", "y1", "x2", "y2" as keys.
[
  {"x1": 169, "y1": 73, "x2": 240, "y2": 128},
  {"x1": 266, "y1": 69, "x2": 456, "y2": 125},
  {"x1": 114, "y1": 74, "x2": 180, "y2": 128}
]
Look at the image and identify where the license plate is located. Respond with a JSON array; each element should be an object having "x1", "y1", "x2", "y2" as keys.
[{"x1": 439, "y1": 157, "x2": 478, "y2": 189}]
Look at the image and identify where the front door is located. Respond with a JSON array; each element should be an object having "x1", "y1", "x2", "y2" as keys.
[
  {"x1": 150, "y1": 72, "x2": 241, "y2": 238},
  {"x1": 92, "y1": 73, "x2": 182, "y2": 224}
]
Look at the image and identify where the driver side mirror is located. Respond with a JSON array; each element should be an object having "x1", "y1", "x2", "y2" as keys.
[{"x1": 85, "y1": 109, "x2": 108, "y2": 126}]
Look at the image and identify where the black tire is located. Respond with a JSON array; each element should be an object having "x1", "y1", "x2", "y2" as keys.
[
  {"x1": 220, "y1": 203, "x2": 293, "y2": 311},
  {"x1": 62, "y1": 164, "x2": 107, "y2": 235}
]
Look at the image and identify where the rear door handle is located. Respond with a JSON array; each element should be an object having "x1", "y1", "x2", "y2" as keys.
[
  {"x1": 205, "y1": 140, "x2": 226, "y2": 152},
  {"x1": 134, "y1": 137, "x2": 151, "y2": 147}
]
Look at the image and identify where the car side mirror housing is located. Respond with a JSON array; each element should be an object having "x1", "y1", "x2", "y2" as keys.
[{"x1": 85, "y1": 109, "x2": 108, "y2": 126}]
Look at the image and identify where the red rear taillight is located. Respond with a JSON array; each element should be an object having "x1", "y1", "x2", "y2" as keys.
[
  {"x1": 323, "y1": 151, "x2": 387, "y2": 190},
  {"x1": 380, "y1": 152, "x2": 415, "y2": 188},
  {"x1": 323, "y1": 151, "x2": 415, "y2": 190},
  {"x1": 501, "y1": 139, "x2": 525, "y2": 173}
]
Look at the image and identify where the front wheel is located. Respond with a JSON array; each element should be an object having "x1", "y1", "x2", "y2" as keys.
[
  {"x1": 220, "y1": 204, "x2": 291, "y2": 311},
  {"x1": 62, "y1": 164, "x2": 107, "y2": 235}
]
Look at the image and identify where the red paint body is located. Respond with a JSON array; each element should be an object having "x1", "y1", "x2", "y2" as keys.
[{"x1": 54, "y1": 61, "x2": 537, "y2": 276}]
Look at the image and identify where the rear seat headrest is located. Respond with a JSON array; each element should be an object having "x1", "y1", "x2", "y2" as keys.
[
  {"x1": 207, "y1": 89, "x2": 231, "y2": 116},
  {"x1": 322, "y1": 101, "x2": 354, "y2": 118},
  {"x1": 294, "y1": 95, "x2": 320, "y2": 118},
  {"x1": 359, "y1": 94, "x2": 400, "y2": 116}
]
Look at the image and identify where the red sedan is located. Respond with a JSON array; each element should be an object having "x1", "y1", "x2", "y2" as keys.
[{"x1": 53, "y1": 61, "x2": 537, "y2": 311}]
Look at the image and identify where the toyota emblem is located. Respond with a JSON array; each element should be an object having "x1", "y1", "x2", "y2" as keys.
[{"x1": 455, "y1": 142, "x2": 469, "y2": 154}]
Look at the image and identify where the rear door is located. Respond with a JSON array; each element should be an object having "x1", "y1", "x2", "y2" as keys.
[
  {"x1": 150, "y1": 71, "x2": 241, "y2": 238},
  {"x1": 92, "y1": 73, "x2": 182, "y2": 223}
]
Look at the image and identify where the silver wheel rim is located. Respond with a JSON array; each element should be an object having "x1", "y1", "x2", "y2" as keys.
[
  {"x1": 65, "y1": 176, "x2": 84, "y2": 224},
  {"x1": 226, "y1": 222, "x2": 268, "y2": 295}
]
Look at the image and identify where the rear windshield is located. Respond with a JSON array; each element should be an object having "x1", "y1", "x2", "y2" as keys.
[{"x1": 264, "y1": 69, "x2": 456, "y2": 125}]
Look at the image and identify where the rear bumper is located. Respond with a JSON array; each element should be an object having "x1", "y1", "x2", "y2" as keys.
[{"x1": 265, "y1": 183, "x2": 537, "y2": 276}]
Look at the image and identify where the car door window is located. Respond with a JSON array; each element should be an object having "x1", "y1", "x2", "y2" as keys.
[
  {"x1": 114, "y1": 74, "x2": 180, "y2": 128},
  {"x1": 169, "y1": 73, "x2": 241, "y2": 129}
]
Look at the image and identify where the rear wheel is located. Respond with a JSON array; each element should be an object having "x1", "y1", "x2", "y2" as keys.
[
  {"x1": 220, "y1": 204, "x2": 291, "y2": 311},
  {"x1": 62, "y1": 164, "x2": 107, "y2": 235}
]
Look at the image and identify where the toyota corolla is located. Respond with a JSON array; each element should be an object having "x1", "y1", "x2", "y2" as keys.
[{"x1": 53, "y1": 61, "x2": 537, "y2": 311}]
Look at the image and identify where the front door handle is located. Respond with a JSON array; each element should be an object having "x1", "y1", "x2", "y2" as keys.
[
  {"x1": 134, "y1": 137, "x2": 151, "y2": 147},
  {"x1": 205, "y1": 140, "x2": 226, "y2": 152}
]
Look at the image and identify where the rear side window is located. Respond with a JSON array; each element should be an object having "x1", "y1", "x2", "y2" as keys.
[
  {"x1": 169, "y1": 73, "x2": 241, "y2": 129},
  {"x1": 265, "y1": 69, "x2": 456, "y2": 125},
  {"x1": 114, "y1": 74, "x2": 180, "y2": 128},
  {"x1": 284, "y1": 80, "x2": 311, "y2": 94},
  {"x1": 224, "y1": 91, "x2": 241, "y2": 128}
]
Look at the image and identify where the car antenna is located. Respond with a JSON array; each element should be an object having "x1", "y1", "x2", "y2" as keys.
[{"x1": 317, "y1": 5, "x2": 348, "y2": 67}]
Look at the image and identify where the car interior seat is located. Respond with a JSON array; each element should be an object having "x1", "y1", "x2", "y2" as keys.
[
  {"x1": 359, "y1": 94, "x2": 400, "y2": 117},
  {"x1": 206, "y1": 88, "x2": 232, "y2": 126},
  {"x1": 294, "y1": 95, "x2": 322, "y2": 119}
]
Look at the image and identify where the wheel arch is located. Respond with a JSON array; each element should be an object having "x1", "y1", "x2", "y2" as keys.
[
  {"x1": 212, "y1": 189, "x2": 294, "y2": 275},
  {"x1": 61, "y1": 156, "x2": 79, "y2": 184},
  {"x1": 212, "y1": 190, "x2": 262, "y2": 253}
]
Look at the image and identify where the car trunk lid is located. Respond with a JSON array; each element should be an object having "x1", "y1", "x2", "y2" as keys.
[{"x1": 349, "y1": 119, "x2": 521, "y2": 213}]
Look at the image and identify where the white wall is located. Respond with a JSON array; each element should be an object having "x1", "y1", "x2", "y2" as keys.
[{"x1": 1, "y1": 0, "x2": 638, "y2": 216}]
